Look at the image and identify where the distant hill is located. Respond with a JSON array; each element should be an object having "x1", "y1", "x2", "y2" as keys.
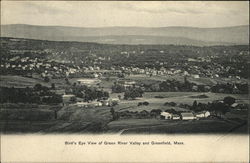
[{"x1": 1, "y1": 24, "x2": 249, "y2": 46}]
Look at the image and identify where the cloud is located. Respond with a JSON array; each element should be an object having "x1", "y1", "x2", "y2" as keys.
[
  {"x1": 21, "y1": 2, "x2": 71, "y2": 15},
  {"x1": 1, "y1": 1, "x2": 248, "y2": 28},
  {"x1": 115, "y1": 2, "x2": 205, "y2": 14}
]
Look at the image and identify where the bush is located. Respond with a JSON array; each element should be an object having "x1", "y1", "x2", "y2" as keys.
[
  {"x1": 223, "y1": 96, "x2": 236, "y2": 106},
  {"x1": 138, "y1": 101, "x2": 149, "y2": 106},
  {"x1": 190, "y1": 94, "x2": 209, "y2": 98},
  {"x1": 164, "y1": 102, "x2": 176, "y2": 106},
  {"x1": 154, "y1": 95, "x2": 164, "y2": 98}
]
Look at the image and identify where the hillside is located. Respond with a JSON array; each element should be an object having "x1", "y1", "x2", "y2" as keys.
[{"x1": 1, "y1": 24, "x2": 249, "y2": 46}]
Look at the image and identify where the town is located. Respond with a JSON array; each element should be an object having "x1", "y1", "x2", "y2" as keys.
[{"x1": 0, "y1": 37, "x2": 249, "y2": 134}]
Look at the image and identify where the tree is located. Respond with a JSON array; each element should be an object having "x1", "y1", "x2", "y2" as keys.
[
  {"x1": 124, "y1": 87, "x2": 144, "y2": 100},
  {"x1": 44, "y1": 76, "x2": 50, "y2": 82},
  {"x1": 143, "y1": 101, "x2": 149, "y2": 106},
  {"x1": 65, "y1": 78, "x2": 70, "y2": 85},
  {"x1": 117, "y1": 73, "x2": 125, "y2": 78},
  {"x1": 150, "y1": 109, "x2": 162, "y2": 118},
  {"x1": 192, "y1": 100, "x2": 198, "y2": 110},
  {"x1": 110, "y1": 107, "x2": 115, "y2": 116},
  {"x1": 110, "y1": 107, "x2": 118, "y2": 120},
  {"x1": 213, "y1": 102, "x2": 229, "y2": 118},
  {"x1": 70, "y1": 96, "x2": 77, "y2": 103},
  {"x1": 34, "y1": 83, "x2": 42, "y2": 91},
  {"x1": 223, "y1": 96, "x2": 236, "y2": 106},
  {"x1": 51, "y1": 83, "x2": 55, "y2": 89},
  {"x1": 112, "y1": 84, "x2": 124, "y2": 93}
]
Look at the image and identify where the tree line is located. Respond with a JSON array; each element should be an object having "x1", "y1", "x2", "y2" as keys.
[{"x1": 0, "y1": 84, "x2": 62, "y2": 104}]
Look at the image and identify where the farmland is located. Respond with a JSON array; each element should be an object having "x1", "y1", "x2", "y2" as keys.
[{"x1": 0, "y1": 72, "x2": 248, "y2": 134}]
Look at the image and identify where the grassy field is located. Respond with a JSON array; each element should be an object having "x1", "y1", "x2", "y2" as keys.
[
  {"x1": 106, "y1": 91, "x2": 248, "y2": 134},
  {"x1": 0, "y1": 120, "x2": 58, "y2": 133},
  {"x1": 0, "y1": 75, "x2": 51, "y2": 88},
  {"x1": 0, "y1": 103, "x2": 63, "y2": 133},
  {"x1": 107, "y1": 119, "x2": 168, "y2": 132},
  {"x1": 120, "y1": 119, "x2": 243, "y2": 134},
  {"x1": 108, "y1": 91, "x2": 248, "y2": 116},
  {"x1": 111, "y1": 91, "x2": 248, "y2": 107},
  {"x1": 126, "y1": 74, "x2": 249, "y2": 86}
]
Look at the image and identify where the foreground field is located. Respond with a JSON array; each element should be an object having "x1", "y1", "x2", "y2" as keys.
[
  {"x1": 1, "y1": 102, "x2": 247, "y2": 134},
  {"x1": 107, "y1": 114, "x2": 247, "y2": 134}
]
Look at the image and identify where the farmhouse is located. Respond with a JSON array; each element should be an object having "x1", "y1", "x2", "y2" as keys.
[
  {"x1": 160, "y1": 111, "x2": 172, "y2": 120},
  {"x1": 195, "y1": 111, "x2": 210, "y2": 118},
  {"x1": 231, "y1": 103, "x2": 239, "y2": 108},
  {"x1": 76, "y1": 101, "x2": 102, "y2": 107},
  {"x1": 110, "y1": 98, "x2": 120, "y2": 103},
  {"x1": 192, "y1": 74, "x2": 200, "y2": 79},
  {"x1": 180, "y1": 112, "x2": 196, "y2": 120},
  {"x1": 76, "y1": 102, "x2": 89, "y2": 107},
  {"x1": 230, "y1": 103, "x2": 247, "y2": 110}
]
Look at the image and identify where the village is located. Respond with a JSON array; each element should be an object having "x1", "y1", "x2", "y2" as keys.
[{"x1": 0, "y1": 37, "x2": 249, "y2": 134}]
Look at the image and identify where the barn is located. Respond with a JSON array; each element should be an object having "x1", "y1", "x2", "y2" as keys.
[{"x1": 180, "y1": 112, "x2": 196, "y2": 120}]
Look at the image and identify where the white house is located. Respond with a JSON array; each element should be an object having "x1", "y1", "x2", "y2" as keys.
[
  {"x1": 160, "y1": 112, "x2": 173, "y2": 119},
  {"x1": 192, "y1": 74, "x2": 200, "y2": 79},
  {"x1": 76, "y1": 102, "x2": 90, "y2": 107},
  {"x1": 76, "y1": 101, "x2": 102, "y2": 107},
  {"x1": 231, "y1": 103, "x2": 239, "y2": 108},
  {"x1": 195, "y1": 111, "x2": 210, "y2": 118}
]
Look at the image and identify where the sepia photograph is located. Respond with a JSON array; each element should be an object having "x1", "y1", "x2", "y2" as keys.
[{"x1": 0, "y1": 1, "x2": 249, "y2": 162}]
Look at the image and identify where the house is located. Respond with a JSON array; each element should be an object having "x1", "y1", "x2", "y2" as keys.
[
  {"x1": 160, "y1": 112, "x2": 172, "y2": 120},
  {"x1": 172, "y1": 114, "x2": 181, "y2": 120},
  {"x1": 231, "y1": 103, "x2": 242, "y2": 110},
  {"x1": 180, "y1": 112, "x2": 196, "y2": 120},
  {"x1": 231, "y1": 103, "x2": 239, "y2": 108},
  {"x1": 192, "y1": 74, "x2": 200, "y2": 79},
  {"x1": 110, "y1": 98, "x2": 120, "y2": 102},
  {"x1": 92, "y1": 101, "x2": 103, "y2": 107},
  {"x1": 195, "y1": 111, "x2": 210, "y2": 118},
  {"x1": 76, "y1": 102, "x2": 93, "y2": 107}
]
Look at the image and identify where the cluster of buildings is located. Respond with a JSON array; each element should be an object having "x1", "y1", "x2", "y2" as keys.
[
  {"x1": 160, "y1": 111, "x2": 211, "y2": 120},
  {"x1": 1, "y1": 44, "x2": 248, "y2": 87},
  {"x1": 62, "y1": 94, "x2": 119, "y2": 108}
]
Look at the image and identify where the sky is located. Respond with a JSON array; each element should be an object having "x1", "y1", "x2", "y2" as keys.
[{"x1": 1, "y1": 1, "x2": 249, "y2": 28}]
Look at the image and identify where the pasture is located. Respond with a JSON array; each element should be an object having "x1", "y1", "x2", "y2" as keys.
[
  {"x1": 120, "y1": 119, "x2": 241, "y2": 134},
  {"x1": 0, "y1": 75, "x2": 50, "y2": 88}
]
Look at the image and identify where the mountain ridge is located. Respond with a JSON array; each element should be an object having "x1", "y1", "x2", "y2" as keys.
[{"x1": 1, "y1": 24, "x2": 249, "y2": 46}]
